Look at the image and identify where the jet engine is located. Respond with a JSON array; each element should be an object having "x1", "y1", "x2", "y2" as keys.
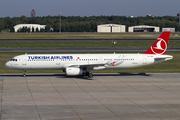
[{"x1": 65, "y1": 67, "x2": 83, "y2": 76}]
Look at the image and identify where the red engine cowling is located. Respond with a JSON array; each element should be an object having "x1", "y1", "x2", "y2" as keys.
[{"x1": 65, "y1": 67, "x2": 83, "y2": 76}]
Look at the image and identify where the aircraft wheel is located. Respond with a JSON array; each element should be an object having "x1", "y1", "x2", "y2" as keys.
[
  {"x1": 23, "y1": 74, "x2": 26, "y2": 77},
  {"x1": 88, "y1": 73, "x2": 93, "y2": 78}
]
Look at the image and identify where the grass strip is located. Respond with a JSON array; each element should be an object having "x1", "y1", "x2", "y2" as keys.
[
  {"x1": 0, "y1": 40, "x2": 180, "y2": 48},
  {"x1": 1, "y1": 33, "x2": 180, "y2": 39}
]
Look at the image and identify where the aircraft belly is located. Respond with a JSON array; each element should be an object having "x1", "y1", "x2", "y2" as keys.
[{"x1": 25, "y1": 61, "x2": 63, "y2": 70}]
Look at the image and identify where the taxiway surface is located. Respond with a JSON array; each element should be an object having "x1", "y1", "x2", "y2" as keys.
[{"x1": 0, "y1": 73, "x2": 180, "y2": 120}]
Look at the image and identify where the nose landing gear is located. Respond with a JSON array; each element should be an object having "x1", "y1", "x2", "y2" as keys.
[{"x1": 23, "y1": 70, "x2": 26, "y2": 77}]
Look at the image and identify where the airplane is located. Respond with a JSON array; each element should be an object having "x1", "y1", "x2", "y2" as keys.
[{"x1": 5, "y1": 31, "x2": 173, "y2": 78}]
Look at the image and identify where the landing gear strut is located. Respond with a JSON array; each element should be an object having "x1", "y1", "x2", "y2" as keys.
[
  {"x1": 23, "y1": 70, "x2": 26, "y2": 77},
  {"x1": 86, "y1": 71, "x2": 93, "y2": 78}
]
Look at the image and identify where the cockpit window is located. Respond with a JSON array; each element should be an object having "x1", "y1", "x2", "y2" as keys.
[{"x1": 10, "y1": 59, "x2": 17, "y2": 61}]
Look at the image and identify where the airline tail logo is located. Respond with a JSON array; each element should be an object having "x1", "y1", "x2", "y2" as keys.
[
  {"x1": 143, "y1": 31, "x2": 170, "y2": 55},
  {"x1": 151, "y1": 38, "x2": 167, "y2": 55}
]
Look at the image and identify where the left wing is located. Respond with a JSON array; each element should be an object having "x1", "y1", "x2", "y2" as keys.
[
  {"x1": 70, "y1": 63, "x2": 105, "y2": 68},
  {"x1": 63, "y1": 63, "x2": 106, "y2": 70}
]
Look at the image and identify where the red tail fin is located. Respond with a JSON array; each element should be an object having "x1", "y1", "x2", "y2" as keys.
[{"x1": 143, "y1": 31, "x2": 170, "y2": 55}]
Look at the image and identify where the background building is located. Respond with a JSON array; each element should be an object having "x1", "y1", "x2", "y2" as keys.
[
  {"x1": 128, "y1": 25, "x2": 159, "y2": 32},
  {"x1": 31, "y1": 9, "x2": 36, "y2": 17},
  {"x1": 97, "y1": 24, "x2": 126, "y2": 33},
  {"x1": 146, "y1": 14, "x2": 154, "y2": 17},
  {"x1": 14, "y1": 24, "x2": 46, "y2": 32},
  {"x1": 162, "y1": 28, "x2": 175, "y2": 32}
]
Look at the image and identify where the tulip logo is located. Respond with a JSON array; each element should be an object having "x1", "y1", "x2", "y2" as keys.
[{"x1": 151, "y1": 38, "x2": 167, "y2": 55}]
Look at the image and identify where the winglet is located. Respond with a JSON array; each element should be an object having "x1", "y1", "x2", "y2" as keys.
[{"x1": 143, "y1": 31, "x2": 171, "y2": 55}]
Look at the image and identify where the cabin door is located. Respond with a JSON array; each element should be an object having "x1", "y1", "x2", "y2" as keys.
[
  {"x1": 142, "y1": 56, "x2": 147, "y2": 64},
  {"x1": 22, "y1": 56, "x2": 27, "y2": 65},
  {"x1": 98, "y1": 57, "x2": 102, "y2": 63},
  {"x1": 56, "y1": 58, "x2": 60, "y2": 65}
]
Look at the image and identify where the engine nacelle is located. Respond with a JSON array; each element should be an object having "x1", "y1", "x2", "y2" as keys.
[{"x1": 65, "y1": 67, "x2": 83, "y2": 76}]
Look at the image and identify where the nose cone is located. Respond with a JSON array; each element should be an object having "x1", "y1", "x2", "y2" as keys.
[{"x1": 5, "y1": 61, "x2": 11, "y2": 68}]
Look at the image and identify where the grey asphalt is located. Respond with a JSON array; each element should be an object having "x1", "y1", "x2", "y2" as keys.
[
  {"x1": 0, "y1": 73, "x2": 180, "y2": 120},
  {"x1": 0, "y1": 47, "x2": 180, "y2": 52}
]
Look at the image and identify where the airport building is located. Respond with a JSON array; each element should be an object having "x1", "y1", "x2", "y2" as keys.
[
  {"x1": 162, "y1": 28, "x2": 175, "y2": 32},
  {"x1": 14, "y1": 24, "x2": 46, "y2": 32},
  {"x1": 128, "y1": 25, "x2": 160, "y2": 32},
  {"x1": 97, "y1": 24, "x2": 126, "y2": 33}
]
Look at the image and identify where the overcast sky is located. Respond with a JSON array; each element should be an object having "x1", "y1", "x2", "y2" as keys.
[{"x1": 0, "y1": 0, "x2": 180, "y2": 18}]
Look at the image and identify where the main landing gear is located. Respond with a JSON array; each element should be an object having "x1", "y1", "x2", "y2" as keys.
[
  {"x1": 86, "y1": 71, "x2": 93, "y2": 78},
  {"x1": 23, "y1": 70, "x2": 26, "y2": 77}
]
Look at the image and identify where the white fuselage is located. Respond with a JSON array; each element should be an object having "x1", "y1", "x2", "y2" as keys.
[{"x1": 5, "y1": 53, "x2": 173, "y2": 70}]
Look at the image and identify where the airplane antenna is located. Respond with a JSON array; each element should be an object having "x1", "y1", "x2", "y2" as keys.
[{"x1": 25, "y1": 53, "x2": 27, "y2": 55}]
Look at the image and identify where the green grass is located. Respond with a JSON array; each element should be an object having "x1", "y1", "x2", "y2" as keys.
[
  {"x1": 0, "y1": 40, "x2": 180, "y2": 48},
  {"x1": 0, "y1": 51, "x2": 179, "y2": 74},
  {"x1": 1, "y1": 32, "x2": 180, "y2": 39}
]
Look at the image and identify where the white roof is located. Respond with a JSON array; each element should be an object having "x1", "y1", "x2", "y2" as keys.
[
  {"x1": 13, "y1": 24, "x2": 46, "y2": 32},
  {"x1": 14, "y1": 24, "x2": 46, "y2": 28},
  {"x1": 129, "y1": 25, "x2": 159, "y2": 28},
  {"x1": 98, "y1": 24, "x2": 125, "y2": 27}
]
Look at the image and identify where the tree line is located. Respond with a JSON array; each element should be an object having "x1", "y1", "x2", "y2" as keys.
[{"x1": 0, "y1": 15, "x2": 179, "y2": 32}]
